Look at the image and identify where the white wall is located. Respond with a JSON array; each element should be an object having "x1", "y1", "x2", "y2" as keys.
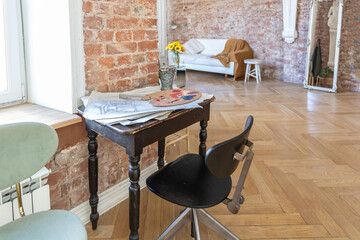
[{"x1": 22, "y1": 0, "x2": 84, "y2": 113}]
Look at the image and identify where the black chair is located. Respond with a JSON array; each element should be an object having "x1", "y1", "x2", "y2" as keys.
[{"x1": 147, "y1": 116, "x2": 254, "y2": 240}]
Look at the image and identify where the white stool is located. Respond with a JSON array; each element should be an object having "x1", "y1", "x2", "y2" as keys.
[{"x1": 244, "y1": 59, "x2": 263, "y2": 83}]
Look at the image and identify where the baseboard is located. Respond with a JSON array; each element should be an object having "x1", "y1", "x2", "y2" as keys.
[{"x1": 70, "y1": 162, "x2": 159, "y2": 224}]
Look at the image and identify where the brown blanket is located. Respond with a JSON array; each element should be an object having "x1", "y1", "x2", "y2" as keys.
[{"x1": 212, "y1": 39, "x2": 253, "y2": 80}]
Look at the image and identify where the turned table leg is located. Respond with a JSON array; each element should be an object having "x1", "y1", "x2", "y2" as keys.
[
  {"x1": 199, "y1": 120, "x2": 208, "y2": 158},
  {"x1": 129, "y1": 155, "x2": 141, "y2": 240},
  {"x1": 88, "y1": 130, "x2": 99, "y2": 230},
  {"x1": 158, "y1": 139, "x2": 165, "y2": 169}
]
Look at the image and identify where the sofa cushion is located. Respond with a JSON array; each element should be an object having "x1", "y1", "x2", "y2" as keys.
[
  {"x1": 180, "y1": 54, "x2": 225, "y2": 68},
  {"x1": 196, "y1": 39, "x2": 228, "y2": 55},
  {"x1": 183, "y1": 39, "x2": 205, "y2": 54}
]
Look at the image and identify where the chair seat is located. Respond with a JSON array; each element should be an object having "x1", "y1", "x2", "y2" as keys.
[
  {"x1": 0, "y1": 210, "x2": 87, "y2": 240},
  {"x1": 147, "y1": 154, "x2": 232, "y2": 208},
  {"x1": 244, "y1": 59, "x2": 263, "y2": 65}
]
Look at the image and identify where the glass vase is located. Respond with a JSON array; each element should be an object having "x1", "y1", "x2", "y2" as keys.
[{"x1": 172, "y1": 52, "x2": 180, "y2": 68}]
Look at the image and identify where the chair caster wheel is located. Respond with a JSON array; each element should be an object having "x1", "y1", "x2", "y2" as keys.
[{"x1": 239, "y1": 195, "x2": 245, "y2": 204}]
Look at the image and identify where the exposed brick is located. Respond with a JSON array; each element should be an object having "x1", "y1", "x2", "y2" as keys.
[
  {"x1": 106, "y1": 42, "x2": 137, "y2": 54},
  {"x1": 139, "y1": 18, "x2": 157, "y2": 29},
  {"x1": 109, "y1": 66, "x2": 138, "y2": 80},
  {"x1": 147, "y1": 73, "x2": 159, "y2": 84},
  {"x1": 97, "y1": 30, "x2": 114, "y2": 42},
  {"x1": 116, "y1": 30, "x2": 132, "y2": 42},
  {"x1": 133, "y1": 30, "x2": 146, "y2": 41},
  {"x1": 50, "y1": 184, "x2": 60, "y2": 201},
  {"x1": 47, "y1": 169, "x2": 66, "y2": 186},
  {"x1": 48, "y1": 0, "x2": 161, "y2": 212},
  {"x1": 67, "y1": 160, "x2": 87, "y2": 179},
  {"x1": 51, "y1": 198, "x2": 70, "y2": 210},
  {"x1": 131, "y1": 53, "x2": 146, "y2": 64},
  {"x1": 85, "y1": 58, "x2": 97, "y2": 72},
  {"x1": 109, "y1": 80, "x2": 132, "y2": 92},
  {"x1": 84, "y1": 44, "x2": 103, "y2": 57},
  {"x1": 167, "y1": 0, "x2": 360, "y2": 91},
  {"x1": 82, "y1": 1, "x2": 92, "y2": 13},
  {"x1": 107, "y1": 17, "x2": 138, "y2": 29},
  {"x1": 71, "y1": 176, "x2": 83, "y2": 189},
  {"x1": 61, "y1": 183, "x2": 71, "y2": 198},
  {"x1": 97, "y1": 81, "x2": 109, "y2": 92},
  {"x1": 95, "y1": 2, "x2": 111, "y2": 15},
  {"x1": 85, "y1": 70, "x2": 107, "y2": 85},
  {"x1": 145, "y1": 30, "x2": 158, "y2": 40},
  {"x1": 84, "y1": 30, "x2": 94, "y2": 43},
  {"x1": 70, "y1": 188, "x2": 88, "y2": 208},
  {"x1": 140, "y1": 63, "x2": 158, "y2": 75},
  {"x1": 133, "y1": 77, "x2": 147, "y2": 88},
  {"x1": 99, "y1": 57, "x2": 115, "y2": 68},
  {"x1": 113, "y1": 5, "x2": 131, "y2": 16},
  {"x1": 147, "y1": 52, "x2": 159, "y2": 62},
  {"x1": 117, "y1": 55, "x2": 132, "y2": 65},
  {"x1": 138, "y1": 41, "x2": 158, "y2": 52},
  {"x1": 83, "y1": 16, "x2": 103, "y2": 30}
]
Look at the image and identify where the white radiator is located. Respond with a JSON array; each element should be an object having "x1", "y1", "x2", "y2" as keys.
[{"x1": 0, "y1": 167, "x2": 51, "y2": 227}]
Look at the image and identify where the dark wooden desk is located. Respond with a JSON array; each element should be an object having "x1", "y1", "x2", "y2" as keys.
[{"x1": 79, "y1": 97, "x2": 214, "y2": 240}]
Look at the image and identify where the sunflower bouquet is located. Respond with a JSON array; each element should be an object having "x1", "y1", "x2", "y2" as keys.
[{"x1": 166, "y1": 41, "x2": 185, "y2": 68}]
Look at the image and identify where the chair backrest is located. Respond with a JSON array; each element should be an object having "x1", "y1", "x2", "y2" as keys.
[
  {"x1": 0, "y1": 122, "x2": 58, "y2": 190},
  {"x1": 205, "y1": 115, "x2": 253, "y2": 178}
]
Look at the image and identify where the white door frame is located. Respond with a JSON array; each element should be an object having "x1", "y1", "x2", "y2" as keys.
[{"x1": 157, "y1": 0, "x2": 167, "y2": 64}]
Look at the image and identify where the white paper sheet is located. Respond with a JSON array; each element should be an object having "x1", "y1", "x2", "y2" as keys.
[{"x1": 82, "y1": 86, "x2": 213, "y2": 126}]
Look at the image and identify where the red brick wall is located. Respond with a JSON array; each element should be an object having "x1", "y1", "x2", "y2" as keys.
[
  {"x1": 47, "y1": 0, "x2": 160, "y2": 210},
  {"x1": 83, "y1": 0, "x2": 159, "y2": 92},
  {"x1": 338, "y1": 0, "x2": 360, "y2": 91},
  {"x1": 282, "y1": 0, "x2": 309, "y2": 84},
  {"x1": 167, "y1": 0, "x2": 360, "y2": 91},
  {"x1": 167, "y1": 0, "x2": 296, "y2": 81},
  {"x1": 47, "y1": 138, "x2": 158, "y2": 210}
]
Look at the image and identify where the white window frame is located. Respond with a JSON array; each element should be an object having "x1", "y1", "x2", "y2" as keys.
[
  {"x1": 0, "y1": 0, "x2": 26, "y2": 106},
  {"x1": 0, "y1": 0, "x2": 85, "y2": 113},
  {"x1": 21, "y1": 0, "x2": 85, "y2": 113}
]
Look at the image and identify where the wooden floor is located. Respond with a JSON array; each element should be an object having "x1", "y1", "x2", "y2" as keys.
[{"x1": 87, "y1": 71, "x2": 360, "y2": 240}]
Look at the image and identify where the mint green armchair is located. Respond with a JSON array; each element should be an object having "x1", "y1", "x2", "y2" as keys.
[{"x1": 0, "y1": 122, "x2": 87, "y2": 240}]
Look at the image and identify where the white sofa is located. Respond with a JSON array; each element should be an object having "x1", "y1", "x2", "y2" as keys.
[{"x1": 168, "y1": 39, "x2": 235, "y2": 76}]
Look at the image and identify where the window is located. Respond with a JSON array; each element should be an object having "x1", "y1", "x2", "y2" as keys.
[
  {"x1": 0, "y1": 0, "x2": 85, "y2": 113},
  {"x1": 0, "y1": 0, "x2": 25, "y2": 106}
]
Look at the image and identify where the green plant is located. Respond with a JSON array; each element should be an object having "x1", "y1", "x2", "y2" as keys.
[{"x1": 319, "y1": 67, "x2": 334, "y2": 78}]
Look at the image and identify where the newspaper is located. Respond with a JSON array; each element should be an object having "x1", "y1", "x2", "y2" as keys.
[{"x1": 82, "y1": 86, "x2": 213, "y2": 126}]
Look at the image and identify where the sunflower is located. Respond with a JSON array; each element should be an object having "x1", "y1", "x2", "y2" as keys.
[
  {"x1": 166, "y1": 43, "x2": 174, "y2": 50},
  {"x1": 166, "y1": 41, "x2": 185, "y2": 53}
]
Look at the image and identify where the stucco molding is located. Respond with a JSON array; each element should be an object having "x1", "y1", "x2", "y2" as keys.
[{"x1": 282, "y1": 0, "x2": 299, "y2": 44}]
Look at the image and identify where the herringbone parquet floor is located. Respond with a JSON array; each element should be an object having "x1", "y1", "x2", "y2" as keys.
[{"x1": 87, "y1": 71, "x2": 360, "y2": 240}]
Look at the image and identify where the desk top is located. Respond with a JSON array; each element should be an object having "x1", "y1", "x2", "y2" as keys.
[{"x1": 78, "y1": 97, "x2": 215, "y2": 135}]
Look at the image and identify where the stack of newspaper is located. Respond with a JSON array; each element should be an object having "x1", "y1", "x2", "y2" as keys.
[{"x1": 82, "y1": 86, "x2": 213, "y2": 126}]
